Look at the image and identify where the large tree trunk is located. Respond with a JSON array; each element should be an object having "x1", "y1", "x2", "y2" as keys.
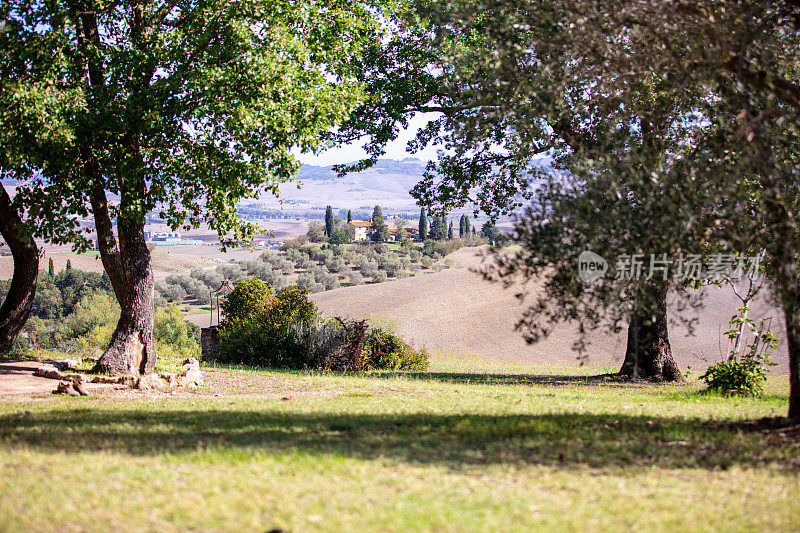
[
  {"x1": 90, "y1": 175, "x2": 156, "y2": 376},
  {"x1": 618, "y1": 283, "x2": 684, "y2": 382},
  {"x1": 785, "y1": 300, "x2": 800, "y2": 419},
  {"x1": 0, "y1": 184, "x2": 39, "y2": 353}
]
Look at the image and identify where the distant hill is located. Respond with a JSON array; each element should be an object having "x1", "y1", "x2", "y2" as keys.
[{"x1": 254, "y1": 158, "x2": 430, "y2": 213}]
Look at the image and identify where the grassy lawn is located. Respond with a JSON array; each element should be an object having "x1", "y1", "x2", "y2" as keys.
[{"x1": 1, "y1": 362, "x2": 798, "y2": 532}]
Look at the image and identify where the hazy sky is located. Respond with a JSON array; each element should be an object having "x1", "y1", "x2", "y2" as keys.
[{"x1": 297, "y1": 113, "x2": 440, "y2": 166}]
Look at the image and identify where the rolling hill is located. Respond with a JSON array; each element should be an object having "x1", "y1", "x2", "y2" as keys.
[{"x1": 311, "y1": 247, "x2": 790, "y2": 374}]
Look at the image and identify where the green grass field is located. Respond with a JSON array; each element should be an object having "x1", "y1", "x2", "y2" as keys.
[{"x1": 1, "y1": 362, "x2": 798, "y2": 532}]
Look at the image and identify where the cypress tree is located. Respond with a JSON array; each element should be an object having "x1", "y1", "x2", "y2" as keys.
[
  {"x1": 419, "y1": 207, "x2": 428, "y2": 240},
  {"x1": 65, "y1": 259, "x2": 72, "y2": 271},
  {"x1": 430, "y1": 214, "x2": 447, "y2": 240},
  {"x1": 464, "y1": 216, "x2": 470, "y2": 237},
  {"x1": 325, "y1": 205, "x2": 334, "y2": 237},
  {"x1": 372, "y1": 205, "x2": 384, "y2": 227},
  {"x1": 48, "y1": 257, "x2": 55, "y2": 277},
  {"x1": 371, "y1": 205, "x2": 388, "y2": 242},
  {"x1": 448, "y1": 220, "x2": 453, "y2": 239},
  {"x1": 347, "y1": 210, "x2": 352, "y2": 223}
]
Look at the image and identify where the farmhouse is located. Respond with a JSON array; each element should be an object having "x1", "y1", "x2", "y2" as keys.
[
  {"x1": 348, "y1": 220, "x2": 419, "y2": 241},
  {"x1": 350, "y1": 220, "x2": 373, "y2": 240}
]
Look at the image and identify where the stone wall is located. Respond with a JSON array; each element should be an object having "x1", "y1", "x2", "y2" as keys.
[{"x1": 200, "y1": 326, "x2": 221, "y2": 362}]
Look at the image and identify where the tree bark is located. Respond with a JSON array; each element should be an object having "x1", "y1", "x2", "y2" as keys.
[
  {"x1": 740, "y1": 99, "x2": 800, "y2": 418},
  {"x1": 618, "y1": 283, "x2": 684, "y2": 382},
  {"x1": 785, "y1": 300, "x2": 800, "y2": 419},
  {"x1": 90, "y1": 177, "x2": 156, "y2": 376},
  {"x1": 0, "y1": 184, "x2": 39, "y2": 353}
]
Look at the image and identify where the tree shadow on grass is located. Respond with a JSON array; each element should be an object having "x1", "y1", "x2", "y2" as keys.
[
  {"x1": 375, "y1": 372, "x2": 644, "y2": 388},
  {"x1": 1, "y1": 409, "x2": 796, "y2": 472}
]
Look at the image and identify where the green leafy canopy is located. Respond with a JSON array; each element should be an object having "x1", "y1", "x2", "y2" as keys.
[{"x1": 2, "y1": 0, "x2": 383, "y2": 247}]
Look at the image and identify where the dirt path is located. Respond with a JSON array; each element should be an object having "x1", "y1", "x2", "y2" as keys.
[
  {"x1": 0, "y1": 360, "x2": 118, "y2": 397},
  {"x1": 0, "y1": 360, "x2": 55, "y2": 396}
]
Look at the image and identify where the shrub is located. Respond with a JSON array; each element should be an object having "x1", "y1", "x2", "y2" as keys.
[
  {"x1": 358, "y1": 258, "x2": 379, "y2": 278},
  {"x1": 191, "y1": 268, "x2": 224, "y2": 289},
  {"x1": 380, "y1": 255, "x2": 404, "y2": 277},
  {"x1": 700, "y1": 358, "x2": 773, "y2": 397},
  {"x1": 273, "y1": 257, "x2": 295, "y2": 274},
  {"x1": 154, "y1": 305, "x2": 200, "y2": 360},
  {"x1": 348, "y1": 271, "x2": 364, "y2": 285},
  {"x1": 287, "y1": 318, "x2": 429, "y2": 372},
  {"x1": 53, "y1": 291, "x2": 120, "y2": 355},
  {"x1": 221, "y1": 278, "x2": 274, "y2": 326},
  {"x1": 166, "y1": 283, "x2": 187, "y2": 302},
  {"x1": 373, "y1": 271, "x2": 387, "y2": 283},
  {"x1": 219, "y1": 287, "x2": 321, "y2": 368},
  {"x1": 306, "y1": 221, "x2": 327, "y2": 243},
  {"x1": 294, "y1": 254, "x2": 312, "y2": 270},
  {"x1": 325, "y1": 256, "x2": 346, "y2": 273},
  {"x1": 700, "y1": 314, "x2": 778, "y2": 397},
  {"x1": 422, "y1": 239, "x2": 462, "y2": 259},
  {"x1": 365, "y1": 327, "x2": 429, "y2": 371}
]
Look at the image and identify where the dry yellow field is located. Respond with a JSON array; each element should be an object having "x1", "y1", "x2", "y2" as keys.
[{"x1": 311, "y1": 247, "x2": 790, "y2": 374}]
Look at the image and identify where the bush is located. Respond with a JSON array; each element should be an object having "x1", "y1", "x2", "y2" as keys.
[
  {"x1": 218, "y1": 293, "x2": 429, "y2": 372},
  {"x1": 154, "y1": 304, "x2": 200, "y2": 360},
  {"x1": 219, "y1": 287, "x2": 321, "y2": 368},
  {"x1": 273, "y1": 257, "x2": 295, "y2": 274},
  {"x1": 700, "y1": 358, "x2": 772, "y2": 397},
  {"x1": 358, "y1": 258, "x2": 379, "y2": 278},
  {"x1": 280, "y1": 235, "x2": 309, "y2": 250},
  {"x1": 422, "y1": 239, "x2": 462, "y2": 259},
  {"x1": 287, "y1": 318, "x2": 429, "y2": 372},
  {"x1": 700, "y1": 311, "x2": 778, "y2": 397},
  {"x1": 306, "y1": 221, "x2": 326, "y2": 243},
  {"x1": 53, "y1": 291, "x2": 120, "y2": 355},
  {"x1": 365, "y1": 327, "x2": 429, "y2": 371},
  {"x1": 221, "y1": 278, "x2": 274, "y2": 325},
  {"x1": 325, "y1": 256, "x2": 346, "y2": 273}
]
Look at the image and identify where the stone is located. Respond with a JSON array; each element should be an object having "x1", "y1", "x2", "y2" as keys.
[
  {"x1": 181, "y1": 357, "x2": 200, "y2": 371},
  {"x1": 90, "y1": 375, "x2": 125, "y2": 384},
  {"x1": 159, "y1": 372, "x2": 178, "y2": 388},
  {"x1": 135, "y1": 373, "x2": 165, "y2": 391},
  {"x1": 178, "y1": 368, "x2": 203, "y2": 389},
  {"x1": 53, "y1": 380, "x2": 80, "y2": 396},
  {"x1": 50, "y1": 359, "x2": 80, "y2": 371},
  {"x1": 36, "y1": 364, "x2": 65, "y2": 380},
  {"x1": 70, "y1": 377, "x2": 90, "y2": 396},
  {"x1": 177, "y1": 358, "x2": 203, "y2": 389}
]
